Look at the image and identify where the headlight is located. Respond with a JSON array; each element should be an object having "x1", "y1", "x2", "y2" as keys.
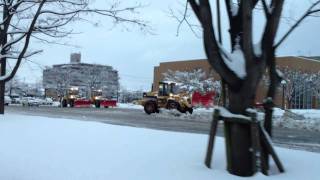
[
  {"x1": 70, "y1": 95, "x2": 75, "y2": 99},
  {"x1": 169, "y1": 93, "x2": 173, "y2": 97}
]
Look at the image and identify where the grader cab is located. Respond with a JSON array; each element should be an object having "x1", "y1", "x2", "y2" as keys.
[
  {"x1": 141, "y1": 82, "x2": 193, "y2": 114},
  {"x1": 61, "y1": 87, "x2": 79, "y2": 107},
  {"x1": 91, "y1": 89, "x2": 103, "y2": 108}
]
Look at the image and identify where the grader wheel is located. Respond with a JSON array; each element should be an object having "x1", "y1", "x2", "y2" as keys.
[
  {"x1": 144, "y1": 101, "x2": 157, "y2": 114},
  {"x1": 95, "y1": 101, "x2": 101, "y2": 108},
  {"x1": 167, "y1": 101, "x2": 179, "y2": 110}
]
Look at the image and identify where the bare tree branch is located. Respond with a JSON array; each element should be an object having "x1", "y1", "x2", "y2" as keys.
[
  {"x1": 275, "y1": 0, "x2": 320, "y2": 48},
  {"x1": 0, "y1": 0, "x2": 150, "y2": 82},
  {"x1": 241, "y1": 0, "x2": 254, "y2": 65},
  {"x1": 168, "y1": 2, "x2": 201, "y2": 38},
  {"x1": 188, "y1": 0, "x2": 243, "y2": 90},
  {"x1": 0, "y1": 0, "x2": 47, "y2": 82},
  {"x1": 261, "y1": 0, "x2": 271, "y2": 17}
]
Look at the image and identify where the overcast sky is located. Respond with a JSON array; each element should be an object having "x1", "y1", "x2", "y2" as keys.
[{"x1": 12, "y1": 0, "x2": 320, "y2": 91}]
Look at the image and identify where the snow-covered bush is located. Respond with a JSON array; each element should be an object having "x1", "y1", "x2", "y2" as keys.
[
  {"x1": 162, "y1": 69, "x2": 221, "y2": 93},
  {"x1": 281, "y1": 67, "x2": 320, "y2": 109},
  {"x1": 119, "y1": 88, "x2": 143, "y2": 103}
]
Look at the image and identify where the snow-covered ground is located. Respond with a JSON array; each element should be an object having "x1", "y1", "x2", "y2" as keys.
[
  {"x1": 273, "y1": 108, "x2": 320, "y2": 119},
  {"x1": 7, "y1": 101, "x2": 320, "y2": 131},
  {"x1": 0, "y1": 113, "x2": 320, "y2": 180},
  {"x1": 272, "y1": 108, "x2": 320, "y2": 132}
]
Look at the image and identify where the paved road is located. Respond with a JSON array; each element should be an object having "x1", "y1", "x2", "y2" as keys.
[{"x1": 6, "y1": 106, "x2": 320, "y2": 152}]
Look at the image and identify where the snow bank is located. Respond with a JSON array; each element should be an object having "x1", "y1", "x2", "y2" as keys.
[
  {"x1": 273, "y1": 108, "x2": 320, "y2": 119},
  {"x1": 1, "y1": 114, "x2": 320, "y2": 180},
  {"x1": 272, "y1": 108, "x2": 320, "y2": 132},
  {"x1": 156, "y1": 107, "x2": 320, "y2": 132},
  {"x1": 154, "y1": 108, "x2": 212, "y2": 122},
  {"x1": 273, "y1": 117, "x2": 320, "y2": 132},
  {"x1": 52, "y1": 101, "x2": 61, "y2": 107},
  {"x1": 117, "y1": 103, "x2": 143, "y2": 109},
  {"x1": 291, "y1": 109, "x2": 320, "y2": 119}
]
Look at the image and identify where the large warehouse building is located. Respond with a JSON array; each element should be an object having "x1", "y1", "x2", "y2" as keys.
[
  {"x1": 43, "y1": 53, "x2": 119, "y2": 99},
  {"x1": 153, "y1": 56, "x2": 320, "y2": 109}
]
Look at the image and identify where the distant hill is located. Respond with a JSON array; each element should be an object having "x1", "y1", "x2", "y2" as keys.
[{"x1": 300, "y1": 56, "x2": 320, "y2": 61}]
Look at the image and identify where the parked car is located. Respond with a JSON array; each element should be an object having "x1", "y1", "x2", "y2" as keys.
[
  {"x1": 4, "y1": 96, "x2": 12, "y2": 106},
  {"x1": 21, "y1": 97, "x2": 41, "y2": 107},
  {"x1": 41, "y1": 97, "x2": 53, "y2": 106},
  {"x1": 10, "y1": 95, "x2": 21, "y2": 104}
]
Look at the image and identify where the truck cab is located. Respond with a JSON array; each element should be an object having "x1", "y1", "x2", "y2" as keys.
[{"x1": 62, "y1": 87, "x2": 79, "y2": 107}]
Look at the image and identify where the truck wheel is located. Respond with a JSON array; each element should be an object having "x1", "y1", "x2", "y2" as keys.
[
  {"x1": 178, "y1": 106, "x2": 187, "y2": 113},
  {"x1": 62, "y1": 99, "x2": 67, "y2": 107},
  {"x1": 144, "y1": 101, "x2": 157, "y2": 114},
  {"x1": 95, "y1": 101, "x2": 101, "y2": 108},
  {"x1": 167, "y1": 101, "x2": 178, "y2": 110},
  {"x1": 188, "y1": 107, "x2": 193, "y2": 114},
  {"x1": 69, "y1": 100, "x2": 74, "y2": 107}
]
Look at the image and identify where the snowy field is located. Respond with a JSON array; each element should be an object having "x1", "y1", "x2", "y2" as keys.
[{"x1": 1, "y1": 113, "x2": 320, "y2": 180}]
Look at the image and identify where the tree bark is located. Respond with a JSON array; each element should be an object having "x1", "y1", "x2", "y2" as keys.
[
  {"x1": 0, "y1": 60, "x2": 5, "y2": 114},
  {"x1": 0, "y1": 4, "x2": 8, "y2": 115},
  {"x1": 224, "y1": 56, "x2": 265, "y2": 175},
  {"x1": 225, "y1": 74, "x2": 261, "y2": 176},
  {"x1": 188, "y1": 0, "x2": 289, "y2": 176}
]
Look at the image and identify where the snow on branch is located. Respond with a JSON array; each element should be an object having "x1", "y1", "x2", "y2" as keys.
[
  {"x1": 215, "y1": 106, "x2": 251, "y2": 120},
  {"x1": 229, "y1": 0, "x2": 239, "y2": 17},
  {"x1": 219, "y1": 44, "x2": 247, "y2": 79}
]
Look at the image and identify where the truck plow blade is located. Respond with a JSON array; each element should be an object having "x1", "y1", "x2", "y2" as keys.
[
  {"x1": 101, "y1": 100, "x2": 117, "y2": 107},
  {"x1": 74, "y1": 100, "x2": 91, "y2": 107}
]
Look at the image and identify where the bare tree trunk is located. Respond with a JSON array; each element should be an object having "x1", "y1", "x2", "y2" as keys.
[
  {"x1": 0, "y1": 61, "x2": 5, "y2": 114},
  {"x1": 185, "y1": 0, "x2": 318, "y2": 177},
  {"x1": 0, "y1": 4, "x2": 8, "y2": 115},
  {"x1": 225, "y1": 81, "x2": 257, "y2": 176}
]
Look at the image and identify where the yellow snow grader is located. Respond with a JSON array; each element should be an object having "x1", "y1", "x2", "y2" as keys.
[
  {"x1": 91, "y1": 89, "x2": 103, "y2": 108},
  {"x1": 140, "y1": 81, "x2": 193, "y2": 114},
  {"x1": 61, "y1": 87, "x2": 79, "y2": 107},
  {"x1": 91, "y1": 89, "x2": 117, "y2": 108}
]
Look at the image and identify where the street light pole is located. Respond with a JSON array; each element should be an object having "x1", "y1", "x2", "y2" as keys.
[{"x1": 281, "y1": 80, "x2": 286, "y2": 109}]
